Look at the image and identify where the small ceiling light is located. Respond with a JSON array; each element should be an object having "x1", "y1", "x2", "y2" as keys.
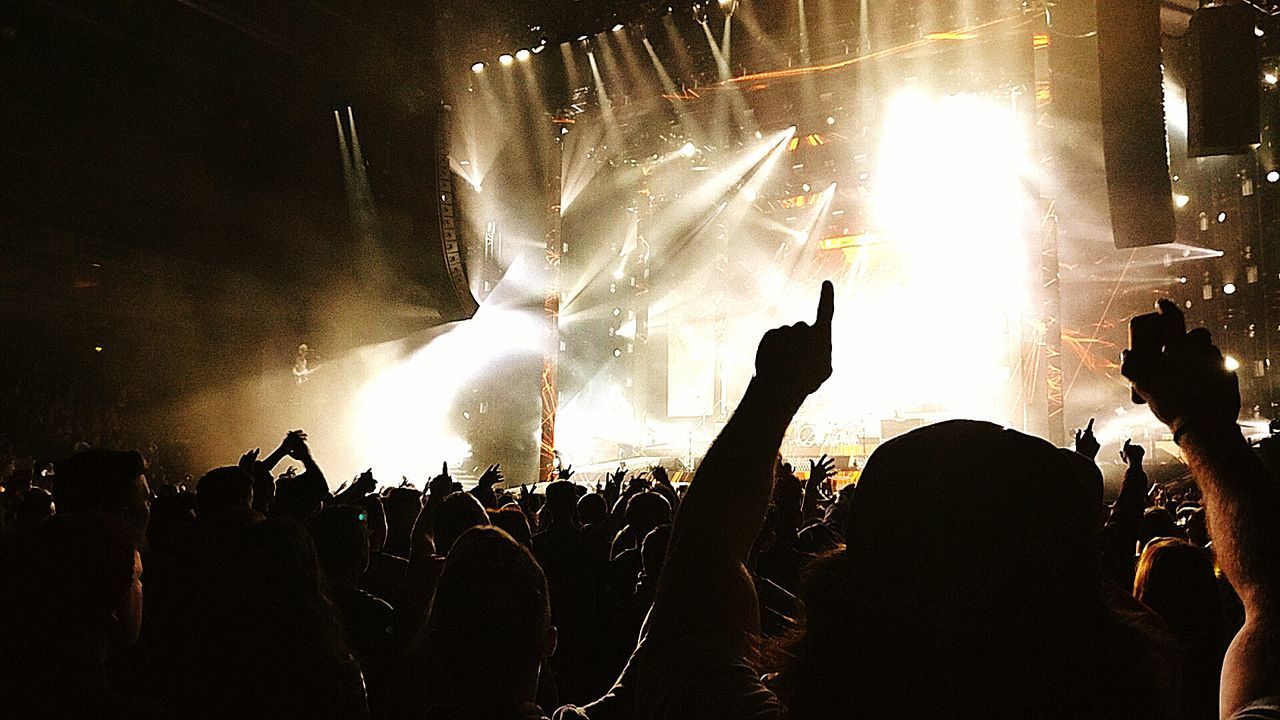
[
  {"x1": 1178, "y1": 276, "x2": 1188, "y2": 284},
  {"x1": 1224, "y1": 282, "x2": 1237, "y2": 295},
  {"x1": 515, "y1": 49, "x2": 531, "y2": 61},
  {"x1": 612, "y1": 22, "x2": 625, "y2": 31},
  {"x1": 1174, "y1": 193, "x2": 1190, "y2": 208},
  {"x1": 826, "y1": 116, "x2": 836, "y2": 125},
  {"x1": 801, "y1": 183, "x2": 811, "y2": 192},
  {"x1": 1268, "y1": 170, "x2": 1279, "y2": 183},
  {"x1": 1218, "y1": 211, "x2": 1228, "y2": 223},
  {"x1": 1257, "y1": 25, "x2": 1267, "y2": 37},
  {"x1": 613, "y1": 348, "x2": 623, "y2": 358},
  {"x1": 1266, "y1": 72, "x2": 1278, "y2": 86},
  {"x1": 1225, "y1": 355, "x2": 1241, "y2": 372},
  {"x1": 498, "y1": 53, "x2": 514, "y2": 65},
  {"x1": 471, "y1": 61, "x2": 486, "y2": 73},
  {"x1": 679, "y1": 141, "x2": 697, "y2": 157}
]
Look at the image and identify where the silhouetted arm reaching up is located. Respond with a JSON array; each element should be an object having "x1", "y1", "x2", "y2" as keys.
[
  {"x1": 1122, "y1": 300, "x2": 1280, "y2": 718},
  {"x1": 648, "y1": 282, "x2": 833, "y2": 657}
]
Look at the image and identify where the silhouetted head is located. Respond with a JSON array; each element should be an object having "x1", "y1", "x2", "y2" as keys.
[
  {"x1": 1059, "y1": 448, "x2": 1105, "y2": 529},
  {"x1": 1139, "y1": 507, "x2": 1178, "y2": 548},
  {"x1": 356, "y1": 493, "x2": 388, "y2": 552},
  {"x1": 640, "y1": 524, "x2": 672, "y2": 579},
  {"x1": 490, "y1": 505, "x2": 532, "y2": 547},
  {"x1": 383, "y1": 486, "x2": 423, "y2": 537},
  {"x1": 544, "y1": 480, "x2": 578, "y2": 524},
  {"x1": 1134, "y1": 538, "x2": 1223, "y2": 644},
  {"x1": 0, "y1": 512, "x2": 142, "y2": 666},
  {"x1": 784, "y1": 420, "x2": 1101, "y2": 718},
  {"x1": 53, "y1": 449, "x2": 149, "y2": 534},
  {"x1": 624, "y1": 491, "x2": 672, "y2": 539},
  {"x1": 196, "y1": 466, "x2": 253, "y2": 520},
  {"x1": 577, "y1": 492, "x2": 607, "y2": 527},
  {"x1": 309, "y1": 505, "x2": 372, "y2": 592},
  {"x1": 422, "y1": 527, "x2": 553, "y2": 714},
  {"x1": 432, "y1": 491, "x2": 490, "y2": 556},
  {"x1": 273, "y1": 471, "x2": 328, "y2": 522},
  {"x1": 13, "y1": 487, "x2": 54, "y2": 528}
]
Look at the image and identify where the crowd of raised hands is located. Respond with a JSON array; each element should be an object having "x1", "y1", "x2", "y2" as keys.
[{"x1": 1, "y1": 285, "x2": 1279, "y2": 720}]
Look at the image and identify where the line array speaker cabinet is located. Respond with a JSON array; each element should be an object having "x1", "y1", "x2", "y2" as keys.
[
  {"x1": 1186, "y1": 3, "x2": 1261, "y2": 157},
  {"x1": 1096, "y1": 0, "x2": 1175, "y2": 248}
]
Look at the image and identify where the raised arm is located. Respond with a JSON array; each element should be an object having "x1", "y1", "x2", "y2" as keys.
[
  {"x1": 648, "y1": 282, "x2": 833, "y2": 651},
  {"x1": 1107, "y1": 439, "x2": 1149, "y2": 532},
  {"x1": 1122, "y1": 300, "x2": 1280, "y2": 717}
]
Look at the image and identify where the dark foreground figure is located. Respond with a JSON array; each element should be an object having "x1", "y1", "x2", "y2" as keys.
[{"x1": 1, "y1": 288, "x2": 1278, "y2": 720}]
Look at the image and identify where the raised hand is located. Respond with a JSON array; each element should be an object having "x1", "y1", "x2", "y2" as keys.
[
  {"x1": 807, "y1": 453, "x2": 835, "y2": 492},
  {"x1": 1073, "y1": 418, "x2": 1100, "y2": 460},
  {"x1": 754, "y1": 280, "x2": 834, "y2": 401},
  {"x1": 1120, "y1": 439, "x2": 1145, "y2": 467},
  {"x1": 557, "y1": 463, "x2": 575, "y2": 481},
  {"x1": 238, "y1": 448, "x2": 260, "y2": 473},
  {"x1": 652, "y1": 465, "x2": 672, "y2": 488},
  {"x1": 353, "y1": 468, "x2": 376, "y2": 493},
  {"x1": 1121, "y1": 299, "x2": 1240, "y2": 441},
  {"x1": 283, "y1": 429, "x2": 309, "y2": 457},
  {"x1": 477, "y1": 463, "x2": 503, "y2": 487},
  {"x1": 429, "y1": 462, "x2": 453, "y2": 497}
]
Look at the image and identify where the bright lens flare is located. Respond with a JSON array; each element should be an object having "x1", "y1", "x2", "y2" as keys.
[
  {"x1": 822, "y1": 92, "x2": 1032, "y2": 424},
  {"x1": 353, "y1": 305, "x2": 542, "y2": 482}
]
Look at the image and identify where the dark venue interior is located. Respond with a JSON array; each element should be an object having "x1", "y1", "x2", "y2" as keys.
[{"x1": 2, "y1": 1, "x2": 1280, "y2": 719}]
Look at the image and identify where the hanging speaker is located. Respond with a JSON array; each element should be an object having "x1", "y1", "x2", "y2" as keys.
[
  {"x1": 1186, "y1": 4, "x2": 1261, "y2": 157},
  {"x1": 1096, "y1": 0, "x2": 1175, "y2": 248}
]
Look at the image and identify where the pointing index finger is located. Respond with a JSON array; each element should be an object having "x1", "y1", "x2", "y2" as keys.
[{"x1": 815, "y1": 280, "x2": 835, "y2": 330}]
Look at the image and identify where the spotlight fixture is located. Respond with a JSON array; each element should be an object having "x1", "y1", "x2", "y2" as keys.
[
  {"x1": 1267, "y1": 72, "x2": 1279, "y2": 86},
  {"x1": 612, "y1": 22, "x2": 625, "y2": 32},
  {"x1": 471, "y1": 61, "x2": 486, "y2": 73},
  {"x1": 515, "y1": 48, "x2": 531, "y2": 61},
  {"x1": 1224, "y1": 355, "x2": 1241, "y2": 372},
  {"x1": 613, "y1": 348, "x2": 623, "y2": 358},
  {"x1": 498, "y1": 53, "x2": 514, "y2": 65},
  {"x1": 1218, "y1": 211, "x2": 1228, "y2": 223},
  {"x1": 1269, "y1": 170, "x2": 1280, "y2": 183},
  {"x1": 826, "y1": 116, "x2": 836, "y2": 125},
  {"x1": 693, "y1": 2, "x2": 708, "y2": 24},
  {"x1": 679, "y1": 141, "x2": 697, "y2": 157},
  {"x1": 719, "y1": 0, "x2": 739, "y2": 17},
  {"x1": 1174, "y1": 193, "x2": 1190, "y2": 208},
  {"x1": 1224, "y1": 282, "x2": 1237, "y2": 295}
]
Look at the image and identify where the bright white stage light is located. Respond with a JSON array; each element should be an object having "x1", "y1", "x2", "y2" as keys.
[
  {"x1": 1225, "y1": 355, "x2": 1241, "y2": 372},
  {"x1": 498, "y1": 53, "x2": 514, "y2": 66},
  {"x1": 1218, "y1": 211, "x2": 1228, "y2": 223},
  {"x1": 471, "y1": 61, "x2": 486, "y2": 73},
  {"x1": 1268, "y1": 170, "x2": 1280, "y2": 183},
  {"x1": 1174, "y1": 193, "x2": 1190, "y2": 208},
  {"x1": 354, "y1": 303, "x2": 542, "y2": 481},
  {"x1": 742, "y1": 187, "x2": 758, "y2": 201},
  {"x1": 680, "y1": 141, "x2": 697, "y2": 157},
  {"x1": 826, "y1": 116, "x2": 836, "y2": 125},
  {"x1": 516, "y1": 49, "x2": 531, "y2": 61},
  {"x1": 612, "y1": 22, "x2": 625, "y2": 31},
  {"x1": 1267, "y1": 72, "x2": 1279, "y2": 86},
  {"x1": 828, "y1": 91, "x2": 1033, "y2": 424},
  {"x1": 1223, "y1": 282, "x2": 1237, "y2": 295}
]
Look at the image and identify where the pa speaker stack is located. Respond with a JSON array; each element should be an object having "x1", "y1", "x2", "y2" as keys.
[
  {"x1": 1185, "y1": 3, "x2": 1260, "y2": 157},
  {"x1": 1096, "y1": 0, "x2": 1174, "y2": 248}
]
